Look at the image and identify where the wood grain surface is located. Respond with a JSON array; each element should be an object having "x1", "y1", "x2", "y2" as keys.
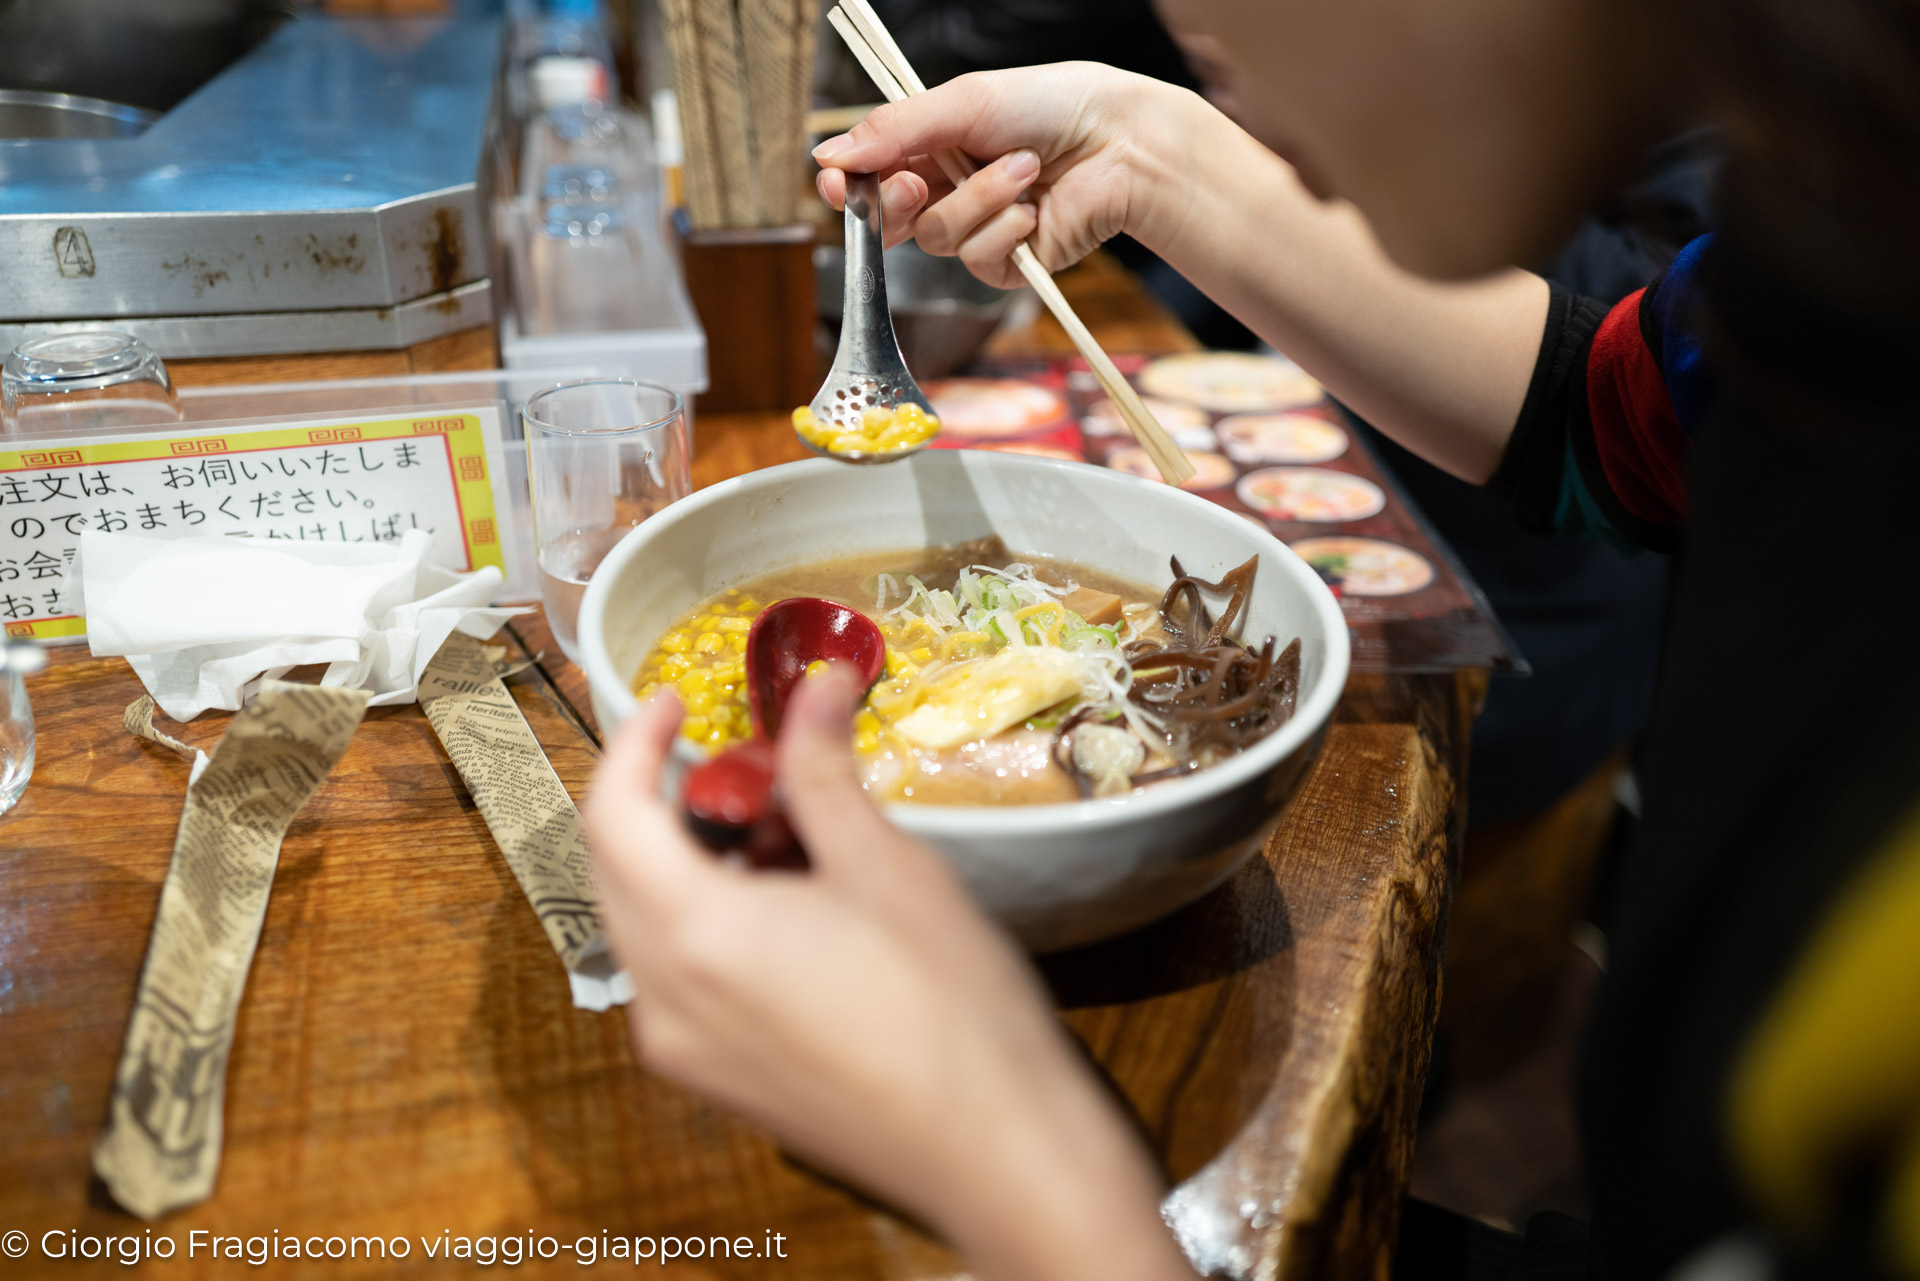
[
  {"x1": 166, "y1": 325, "x2": 499, "y2": 390},
  {"x1": 0, "y1": 260, "x2": 1468, "y2": 1278}
]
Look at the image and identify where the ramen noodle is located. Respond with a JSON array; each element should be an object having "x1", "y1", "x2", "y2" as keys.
[{"x1": 632, "y1": 541, "x2": 1301, "y2": 806}]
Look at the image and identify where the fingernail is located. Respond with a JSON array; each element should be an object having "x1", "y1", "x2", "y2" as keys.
[
  {"x1": 881, "y1": 175, "x2": 915, "y2": 214},
  {"x1": 812, "y1": 134, "x2": 853, "y2": 160},
  {"x1": 805, "y1": 658, "x2": 860, "y2": 686},
  {"x1": 794, "y1": 668, "x2": 856, "y2": 718},
  {"x1": 1005, "y1": 148, "x2": 1040, "y2": 184}
]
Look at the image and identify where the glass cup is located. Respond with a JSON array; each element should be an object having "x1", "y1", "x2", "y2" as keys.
[
  {"x1": 525, "y1": 379, "x2": 690, "y2": 665},
  {"x1": 1, "y1": 641, "x2": 43, "y2": 817},
  {"x1": 1, "y1": 331, "x2": 181, "y2": 436}
]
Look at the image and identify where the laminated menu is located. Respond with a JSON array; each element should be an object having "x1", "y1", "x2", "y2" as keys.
[
  {"x1": 94, "y1": 683, "x2": 371, "y2": 1220},
  {"x1": 417, "y1": 632, "x2": 629, "y2": 1011},
  {"x1": 924, "y1": 352, "x2": 1524, "y2": 673}
]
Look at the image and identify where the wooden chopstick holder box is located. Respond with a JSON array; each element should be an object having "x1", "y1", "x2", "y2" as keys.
[{"x1": 679, "y1": 223, "x2": 817, "y2": 414}]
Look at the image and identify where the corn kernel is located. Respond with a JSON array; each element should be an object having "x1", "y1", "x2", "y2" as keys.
[
  {"x1": 805, "y1": 659, "x2": 829, "y2": 678},
  {"x1": 860, "y1": 404, "x2": 894, "y2": 432},
  {"x1": 910, "y1": 646, "x2": 933, "y2": 663},
  {"x1": 894, "y1": 402, "x2": 926, "y2": 425},
  {"x1": 874, "y1": 423, "x2": 914, "y2": 451},
  {"x1": 792, "y1": 406, "x2": 816, "y2": 428},
  {"x1": 828, "y1": 432, "x2": 875, "y2": 454},
  {"x1": 636, "y1": 591, "x2": 817, "y2": 752}
]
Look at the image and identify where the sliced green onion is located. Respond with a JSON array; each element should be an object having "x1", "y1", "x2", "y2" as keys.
[
  {"x1": 1024, "y1": 697, "x2": 1080, "y2": 731},
  {"x1": 1064, "y1": 624, "x2": 1120, "y2": 653}
]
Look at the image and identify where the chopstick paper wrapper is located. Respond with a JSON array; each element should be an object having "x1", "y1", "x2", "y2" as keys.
[
  {"x1": 418, "y1": 633, "x2": 630, "y2": 1012},
  {"x1": 93, "y1": 683, "x2": 372, "y2": 1220}
]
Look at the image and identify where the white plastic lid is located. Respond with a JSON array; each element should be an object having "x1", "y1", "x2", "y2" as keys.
[
  {"x1": 649, "y1": 88, "x2": 684, "y2": 166},
  {"x1": 530, "y1": 55, "x2": 607, "y2": 109}
]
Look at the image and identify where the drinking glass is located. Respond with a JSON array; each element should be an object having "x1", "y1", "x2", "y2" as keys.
[
  {"x1": 525, "y1": 379, "x2": 690, "y2": 664},
  {"x1": 0, "y1": 641, "x2": 43, "y2": 817},
  {"x1": 1, "y1": 331, "x2": 181, "y2": 436}
]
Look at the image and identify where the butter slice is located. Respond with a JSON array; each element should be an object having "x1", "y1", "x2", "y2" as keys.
[{"x1": 892, "y1": 647, "x2": 1085, "y2": 750}]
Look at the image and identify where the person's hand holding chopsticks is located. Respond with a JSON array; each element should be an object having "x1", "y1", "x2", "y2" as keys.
[
  {"x1": 812, "y1": 59, "x2": 1549, "y2": 487},
  {"x1": 812, "y1": 64, "x2": 1195, "y2": 290}
]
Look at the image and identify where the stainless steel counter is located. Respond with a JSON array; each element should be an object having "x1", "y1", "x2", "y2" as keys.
[{"x1": 0, "y1": 15, "x2": 503, "y2": 355}]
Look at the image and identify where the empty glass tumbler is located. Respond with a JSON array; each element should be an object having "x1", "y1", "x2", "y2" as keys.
[
  {"x1": 525, "y1": 379, "x2": 690, "y2": 665},
  {"x1": 1, "y1": 331, "x2": 181, "y2": 436}
]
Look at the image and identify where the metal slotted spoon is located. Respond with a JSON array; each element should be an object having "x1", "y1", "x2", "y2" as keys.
[{"x1": 799, "y1": 172, "x2": 938, "y2": 464}]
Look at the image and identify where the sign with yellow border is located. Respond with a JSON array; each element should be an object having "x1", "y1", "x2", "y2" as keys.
[{"x1": 0, "y1": 406, "x2": 509, "y2": 642}]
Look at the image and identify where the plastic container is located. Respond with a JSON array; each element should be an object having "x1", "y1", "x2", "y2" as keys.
[{"x1": 498, "y1": 104, "x2": 707, "y2": 394}]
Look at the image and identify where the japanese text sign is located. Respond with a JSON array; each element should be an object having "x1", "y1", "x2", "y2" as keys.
[{"x1": 0, "y1": 406, "x2": 509, "y2": 642}]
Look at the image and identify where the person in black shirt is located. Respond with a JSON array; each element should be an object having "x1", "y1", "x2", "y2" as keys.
[{"x1": 588, "y1": 3, "x2": 1920, "y2": 1276}]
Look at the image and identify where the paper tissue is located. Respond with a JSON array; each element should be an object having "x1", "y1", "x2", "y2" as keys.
[{"x1": 79, "y1": 529, "x2": 525, "y2": 721}]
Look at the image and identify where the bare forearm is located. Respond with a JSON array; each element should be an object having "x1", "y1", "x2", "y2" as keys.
[
  {"x1": 1128, "y1": 87, "x2": 1548, "y2": 483},
  {"x1": 928, "y1": 1037, "x2": 1198, "y2": 1281}
]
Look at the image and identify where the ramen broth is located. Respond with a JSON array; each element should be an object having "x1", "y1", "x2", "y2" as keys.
[{"x1": 631, "y1": 539, "x2": 1300, "y2": 806}]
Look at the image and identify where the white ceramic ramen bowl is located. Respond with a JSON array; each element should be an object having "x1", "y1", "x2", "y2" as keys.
[{"x1": 578, "y1": 451, "x2": 1350, "y2": 951}]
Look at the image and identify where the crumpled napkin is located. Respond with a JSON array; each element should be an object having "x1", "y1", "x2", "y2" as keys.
[{"x1": 79, "y1": 529, "x2": 526, "y2": 721}]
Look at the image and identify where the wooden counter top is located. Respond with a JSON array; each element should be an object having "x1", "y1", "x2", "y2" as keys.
[{"x1": 0, "y1": 255, "x2": 1469, "y2": 1279}]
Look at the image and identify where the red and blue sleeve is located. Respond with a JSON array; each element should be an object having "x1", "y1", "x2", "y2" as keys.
[{"x1": 1490, "y1": 235, "x2": 1717, "y2": 553}]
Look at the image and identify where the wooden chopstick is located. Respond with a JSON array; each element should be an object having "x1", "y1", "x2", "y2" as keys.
[
  {"x1": 827, "y1": 2, "x2": 1196, "y2": 485},
  {"x1": 659, "y1": 0, "x2": 725, "y2": 229},
  {"x1": 806, "y1": 103, "x2": 883, "y2": 136},
  {"x1": 700, "y1": 0, "x2": 759, "y2": 227}
]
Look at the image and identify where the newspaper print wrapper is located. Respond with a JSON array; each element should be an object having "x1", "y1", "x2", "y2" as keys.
[
  {"x1": 418, "y1": 632, "x2": 630, "y2": 1011},
  {"x1": 93, "y1": 682, "x2": 372, "y2": 1220}
]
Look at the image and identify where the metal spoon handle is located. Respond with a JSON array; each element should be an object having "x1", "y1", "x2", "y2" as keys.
[{"x1": 840, "y1": 173, "x2": 904, "y2": 375}]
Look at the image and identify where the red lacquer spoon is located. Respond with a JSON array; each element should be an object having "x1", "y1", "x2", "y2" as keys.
[{"x1": 681, "y1": 597, "x2": 886, "y2": 867}]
